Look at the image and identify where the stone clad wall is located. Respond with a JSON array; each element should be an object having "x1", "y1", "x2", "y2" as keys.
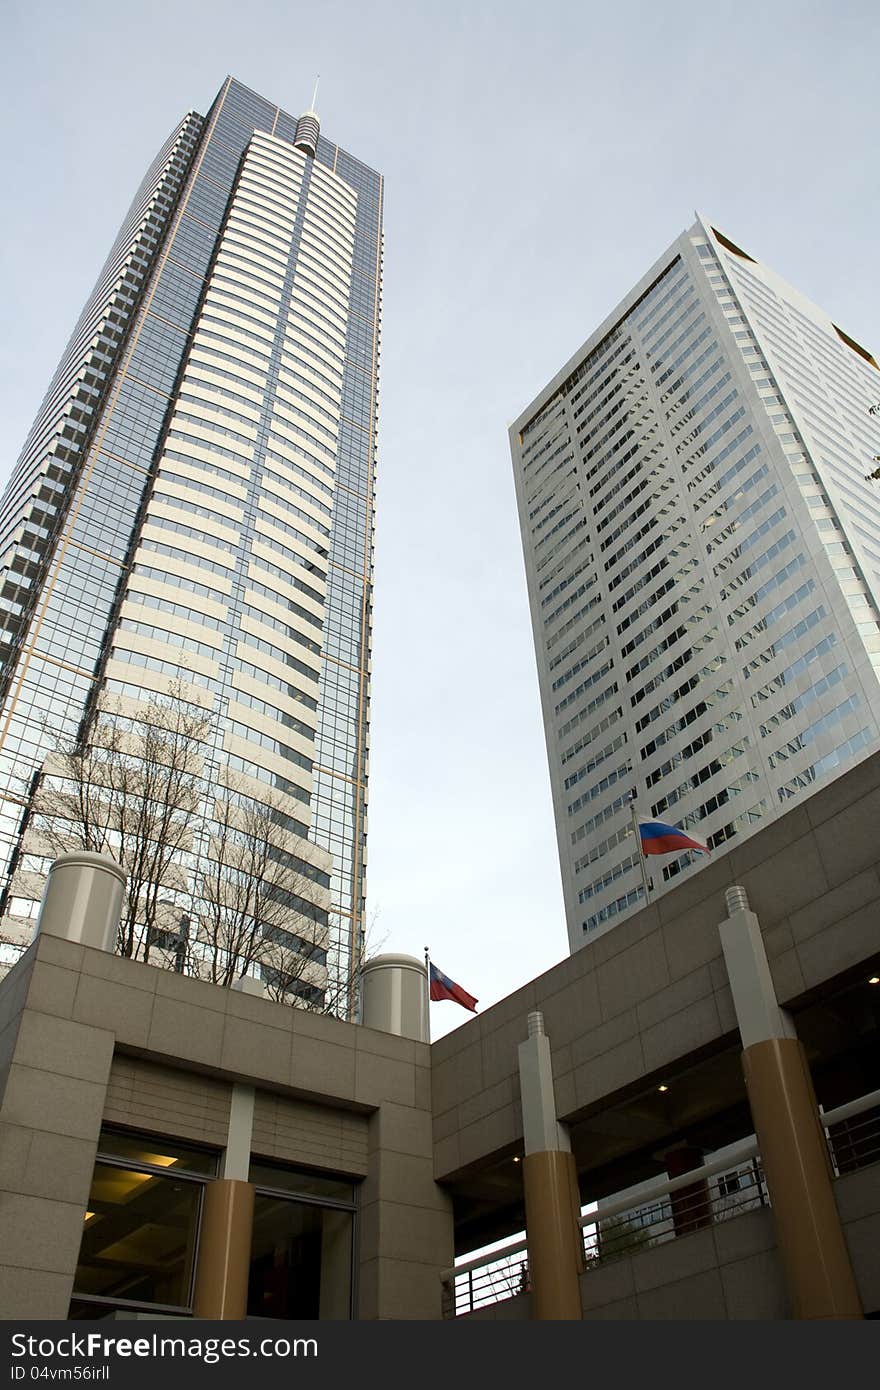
[
  {"x1": 432, "y1": 751, "x2": 880, "y2": 1181},
  {"x1": 252, "y1": 1091, "x2": 369, "y2": 1175},
  {"x1": 104, "y1": 1056, "x2": 231, "y2": 1147},
  {"x1": 0, "y1": 936, "x2": 114, "y2": 1318},
  {"x1": 0, "y1": 932, "x2": 451, "y2": 1319}
]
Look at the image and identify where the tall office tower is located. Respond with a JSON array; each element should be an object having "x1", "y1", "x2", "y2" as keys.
[
  {"x1": 511, "y1": 218, "x2": 880, "y2": 952},
  {"x1": 0, "y1": 78, "x2": 381, "y2": 1011}
]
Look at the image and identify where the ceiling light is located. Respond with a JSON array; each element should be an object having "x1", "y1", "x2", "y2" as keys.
[{"x1": 658, "y1": 1084, "x2": 669, "y2": 1093}]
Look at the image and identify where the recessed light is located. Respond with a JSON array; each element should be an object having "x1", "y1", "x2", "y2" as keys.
[
  {"x1": 869, "y1": 977, "x2": 879, "y2": 986},
  {"x1": 512, "y1": 1155, "x2": 521, "y2": 1163},
  {"x1": 658, "y1": 1084, "x2": 669, "y2": 1093}
]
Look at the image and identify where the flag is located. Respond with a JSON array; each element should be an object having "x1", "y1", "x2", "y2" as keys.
[
  {"x1": 429, "y1": 961, "x2": 478, "y2": 1012},
  {"x1": 638, "y1": 820, "x2": 710, "y2": 856}
]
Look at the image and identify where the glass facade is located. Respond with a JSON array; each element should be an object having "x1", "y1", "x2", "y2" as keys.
[
  {"x1": 0, "y1": 78, "x2": 381, "y2": 1015},
  {"x1": 69, "y1": 1128, "x2": 357, "y2": 1320},
  {"x1": 512, "y1": 217, "x2": 880, "y2": 951}
]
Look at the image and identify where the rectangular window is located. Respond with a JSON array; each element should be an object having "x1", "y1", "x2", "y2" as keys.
[
  {"x1": 248, "y1": 1160, "x2": 356, "y2": 1319},
  {"x1": 70, "y1": 1127, "x2": 217, "y2": 1317}
]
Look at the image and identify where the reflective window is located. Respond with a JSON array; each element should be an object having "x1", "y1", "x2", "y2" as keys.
[
  {"x1": 70, "y1": 1127, "x2": 217, "y2": 1317},
  {"x1": 248, "y1": 1160, "x2": 356, "y2": 1319}
]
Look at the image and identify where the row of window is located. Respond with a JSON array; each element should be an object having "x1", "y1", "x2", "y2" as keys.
[
  {"x1": 777, "y1": 727, "x2": 875, "y2": 801},
  {"x1": 71, "y1": 1125, "x2": 355, "y2": 1320}
]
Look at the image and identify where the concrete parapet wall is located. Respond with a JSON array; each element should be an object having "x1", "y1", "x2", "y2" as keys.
[
  {"x1": 0, "y1": 931, "x2": 448, "y2": 1320},
  {"x1": 432, "y1": 751, "x2": 880, "y2": 1181}
]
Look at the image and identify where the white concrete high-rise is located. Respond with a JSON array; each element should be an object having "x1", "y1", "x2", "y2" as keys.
[{"x1": 511, "y1": 217, "x2": 880, "y2": 952}]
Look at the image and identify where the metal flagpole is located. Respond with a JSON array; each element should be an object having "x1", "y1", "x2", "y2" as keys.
[
  {"x1": 424, "y1": 946, "x2": 431, "y2": 1044},
  {"x1": 631, "y1": 803, "x2": 653, "y2": 905}
]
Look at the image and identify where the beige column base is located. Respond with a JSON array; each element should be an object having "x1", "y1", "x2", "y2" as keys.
[
  {"x1": 192, "y1": 1178, "x2": 255, "y2": 1319},
  {"x1": 522, "y1": 1150, "x2": 583, "y2": 1320},
  {"x1": 743, "y1": 1037, "x2": 862, "y2": 1320}
]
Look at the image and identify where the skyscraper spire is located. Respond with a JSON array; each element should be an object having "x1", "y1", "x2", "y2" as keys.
[{"x1": 294, "y1": 78, "x2": 321, "y2": 157}]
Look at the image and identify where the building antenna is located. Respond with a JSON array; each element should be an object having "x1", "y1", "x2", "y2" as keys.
[{"x1": 310, "y1": 75, "x2": 320, "y2": 113}]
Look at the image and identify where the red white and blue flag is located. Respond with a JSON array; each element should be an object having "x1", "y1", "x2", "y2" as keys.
[
  {"x1": 429, "y1": 962, "x2": 478, "y2": 1012},
  {"x1": 638, "y1": 820, "x2": 710, "y2": 857}
]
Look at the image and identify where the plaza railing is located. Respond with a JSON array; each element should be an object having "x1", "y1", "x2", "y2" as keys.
[{"x1": 441, "y1": 1085, "x2": 880, "y2": 1317}]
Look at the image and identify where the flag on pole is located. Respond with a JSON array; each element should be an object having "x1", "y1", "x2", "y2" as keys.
[
  {"x1": 638, "y1": 820, "x2": 710, "y2": 856},
  {"x1": 428, "y1": 961, "x2": 478, "y2": 1012}
]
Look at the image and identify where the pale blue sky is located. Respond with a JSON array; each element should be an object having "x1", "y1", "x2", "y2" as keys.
[{"x1": 2, "y1": 1, "x2": 878, "y2": 1035}]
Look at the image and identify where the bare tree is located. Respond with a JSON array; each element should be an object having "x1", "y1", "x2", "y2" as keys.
[
  {"x1": 26, "y1": 683, "x2": 370, "y2": 1015},
  {"x1": 31, "y1": 683, "x2": 210, "y2": 960},
  {"x1": 186, "y1": 782, "x2": 330, "y2": 997},
  {"x1": 183, "y1": 779, "x2": 377, "y2": 1015}
]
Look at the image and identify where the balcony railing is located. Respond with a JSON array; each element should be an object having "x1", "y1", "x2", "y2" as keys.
[
  {"x1": 441, "y1": 1086, "x2": 880, "y2": 1318},
  {"x1": 582, "y1": 1141, "x2": 766, "y2": 1264},
  {"x1": 824, "y1": 1087, "x2": 880, "y2": 1176},
  {"x1": 443, "y1": 1239, "x2": 530, "y2": 1319}
]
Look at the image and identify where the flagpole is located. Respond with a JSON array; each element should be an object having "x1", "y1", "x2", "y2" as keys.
[
  {"x1": 424, "y1": 945, "x2": 431, "y2": 1044},
  {"x1": 631, "y1": 803, "x2": 652, "y2": 905}
]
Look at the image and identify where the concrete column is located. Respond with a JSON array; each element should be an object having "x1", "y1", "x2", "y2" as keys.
[
  {"x1": 720, "y1": 886, "x2": 862, "y2": 1320},
  {"x1": 193, "y1": 1083, "x2": 256, "y2": 1319},
  {"x1": 360, "y1": 1102, "x2": 454, "y2": 1319},
  {"x1": 192, "y1": 1180, "x2": 255, "y2": 1318},
  {"x1": 664, "y1": 1145, "x2": 710, "y2": 1236},
  {"x1": 518, "y1": 1011, "x2": 582, "y2": 1320},
  {"x1": 221, "y1": 1083, "x2": 255, "y2": 1182}
]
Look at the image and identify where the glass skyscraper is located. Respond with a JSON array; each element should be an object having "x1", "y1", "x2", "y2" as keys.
[
  {"x1": 0, "y1": 77, "x2": 381, "y2": 1011},
  {"x1": 511, "y1": 217, "x2": 880, "y2": 952}
]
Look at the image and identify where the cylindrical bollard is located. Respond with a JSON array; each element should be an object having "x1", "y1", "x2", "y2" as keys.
[
  {"x1": 360, "y1": 953, "x2": 429, "y2": 1041},
  {"x1": 36, "y1": 851, "x2": 126, "y2": 952}
]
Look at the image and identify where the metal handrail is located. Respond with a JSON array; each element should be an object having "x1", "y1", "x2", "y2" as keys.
[
  {"x1": 442, "y1": 1084, "x2": 880, "y2": 1313},
  {"x1": 822, "y1": 1088, "x2": 880, "y2": 1178},
  {"x1": 584, "y1": 1137, "x2": 759, "y2": 1228},
  {"x1": 822, "y1": 1087, "x2": 880, "y2": 1129},
  {"x1": 446, "y1": 1237, "x2": 528, "y2": 1281}
]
